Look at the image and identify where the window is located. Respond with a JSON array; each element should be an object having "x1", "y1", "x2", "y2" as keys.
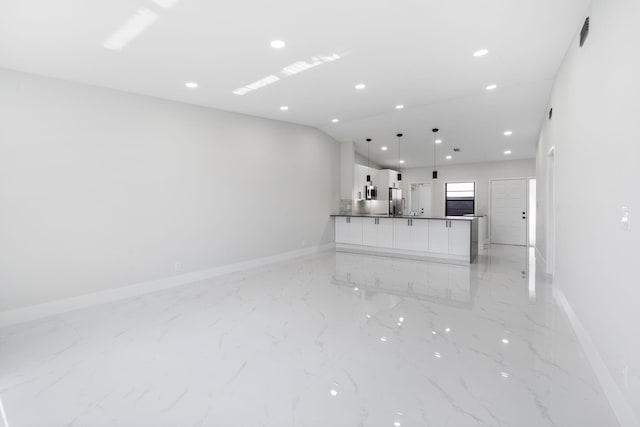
[{"x1": 445, "y1": 182, "x2": 475, "y2": 216}]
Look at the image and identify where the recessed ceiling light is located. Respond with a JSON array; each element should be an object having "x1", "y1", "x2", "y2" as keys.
[
  {"x1": 399, "y1": 160, "x2": 405, "y2": 164},
  {"x1": 486, "y1": 84, "x2": 498, "y2": 91},
  {"x1": 473, "y1": 49, "x2": 489, "y2": 57},
  {"x1": 330, "y1": 389, "x2": 338, "y2": 396},
  {"x1": 395, "y1": 105, "x2": 404, "y2": 110},
  {"x1": 355, "y1": 83, "x2": 366, "y2": 90},
  {"x1": 434, "y1": 352, "x2": 442, "y2": 358},
  {"x1": 185, "y1": 82, "x2": 198, "y2": 88},
  {"x1": 331, "y1": 118, "x2": 339, "y2": 123},
  {"x1": 280, "y1": 106, "x2": 289, "y2": 111},
  {"x1": 435, "y1": 139, "x2": 442, "y2": 144},
  {"x1": 504, "y1": 130, "x2": 513, "y2": 136},
  {"x1": 381, "y1": 146, "x2": 388, "y2": 151},
  {"x1": 270, "y1": 40, "x2": 286, "y2": 49},
  {"x1": 502, "y1": 338, "x2": 510, "y2": 344},
  {"x1": 445, "y1": 155, "x2": 452, "y2": 160},
  {"x1": 504, "y1": 150, "x2": 512, "y2": 155}
]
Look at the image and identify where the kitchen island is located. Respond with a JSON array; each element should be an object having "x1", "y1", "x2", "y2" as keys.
[{"x1": 331, "y1": 214, "x2": 478, "y2": 264}]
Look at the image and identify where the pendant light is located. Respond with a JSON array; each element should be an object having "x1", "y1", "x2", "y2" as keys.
[
  {"x1": 432, "y1": 128, "x2": 439, "y2": 180},
  {"x1": 397, "y1": 133, "x2": 403, "y2": 181},
  {"x1": 366, "y1": 138, "x2": 372, "y2": 185}
]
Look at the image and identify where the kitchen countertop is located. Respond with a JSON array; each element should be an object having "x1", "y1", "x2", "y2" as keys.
[{"x1": 330, "y1": 214, "x2": 476, "y2": 221}]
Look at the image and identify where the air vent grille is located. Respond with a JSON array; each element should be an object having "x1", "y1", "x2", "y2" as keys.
[{"x1": 580, "y1": 17, "x2": 590, "y2": 47}]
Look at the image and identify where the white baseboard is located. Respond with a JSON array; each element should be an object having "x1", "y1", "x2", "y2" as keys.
[
  {"x1": 0, "y1": 243, "x2": 335, "y2": 328},
  {"x1": 553, "y1": 286, "x2": 638, "y2": 427}
]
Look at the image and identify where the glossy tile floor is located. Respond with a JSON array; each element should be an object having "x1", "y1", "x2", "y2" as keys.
[{"x1": 0, "y1": 246, "x2": 619, "y2": 426}]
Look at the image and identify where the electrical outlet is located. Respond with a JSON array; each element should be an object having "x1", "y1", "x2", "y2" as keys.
[
  {"x1": 621, "y1": 207, "x2": 631, "y2": 230},
  {"x1": 174, "y1": 262, "x2": 182, "y2": 273}
]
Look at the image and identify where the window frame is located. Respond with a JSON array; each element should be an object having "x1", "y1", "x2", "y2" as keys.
[{"x1": 445, "y1": 181, "x2": 476, "y2": 216}]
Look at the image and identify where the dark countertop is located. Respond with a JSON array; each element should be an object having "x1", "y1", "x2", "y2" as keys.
[{"x1": 330, "y1": 214, "x2": 476, "y2": 221}]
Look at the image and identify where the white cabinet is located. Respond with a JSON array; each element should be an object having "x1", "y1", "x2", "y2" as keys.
[
  {"x1": 377, "y1": 218, "x2": 394, "y2": 248},
  {"x1": 335, "y1": 217, "x2": 363, "y2": 245},
  {"x1": 393, "y1": 219, "x2": 429, "y2": 251},
  {"x1": 393, "y1": 218, "x2": 412, "y2": 250},
  {"x1": 362, "y1": 217, "x2": 378, "y2": 246},
  {"x1": 353, "y1": 164, "x2": 378, "y2": 200},
  {"x1": 428, "y1": 220, "x2": 449, "y2": 254},
  {"x1": 377, "y1": 169, "x2": 399, "y2": 202},
  {"x1": 449, "y1": 220, "x2": 471, "y2": 256},
  {"x1": 428, "y1": 219, "x2": 471, "y2": 256},
  {"x1": 362, "y1": 218, "x2": 394, "y2": 248}
]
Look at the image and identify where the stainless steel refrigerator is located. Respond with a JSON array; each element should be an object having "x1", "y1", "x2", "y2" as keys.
[{"x1": 389, "y1": 188, "x2": 403, "y2": 216}]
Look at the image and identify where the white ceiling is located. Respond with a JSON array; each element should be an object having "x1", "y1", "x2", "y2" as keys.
[{"x1": 0, "y1": 0, "x2": 590, "y2": 168}]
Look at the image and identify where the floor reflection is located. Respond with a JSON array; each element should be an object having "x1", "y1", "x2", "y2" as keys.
[{"x1": 332, "y1": 252, "x2": 478, "y2": 309}]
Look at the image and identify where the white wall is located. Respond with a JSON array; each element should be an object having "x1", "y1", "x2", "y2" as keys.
[
  {"x1": 0, "y1": 69, "x2": 341, "y2": 311},
  {"x1": 400, "y1": 159, "x2": 535, "y2": 216},
  {"x1": 536, "y1": 0, "x2": 640, "y2": 420}
]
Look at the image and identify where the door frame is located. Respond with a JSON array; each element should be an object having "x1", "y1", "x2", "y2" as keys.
[
  {"x1": 488, "y1": 177, "x2": 536, "y2": 246},
  {"x1": 443, "y1": 180, "x2": 477, "y2": 217},
  {"x1": 408, "y1": 181, "x2": 433, "y2": 216}
]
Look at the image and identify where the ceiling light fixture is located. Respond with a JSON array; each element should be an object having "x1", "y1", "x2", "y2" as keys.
[
  {"x1": 486, "y1": 84, "x2": 498, "y2": 91},
  {"x1": 355, "y1": 83, "x2": 366, "y2": 90},
  {"x1": 504, "y1": 130, "x2": 513, "y2": 136},
  {"x1": 432, "y1": 128, "x2": 439, "y2": 180},
  {"x1": 435, "y1": 139, "x2": 442, "y2": 144},
  {"x1": 331, "y1": 118, "x2": 339, "y2": 123},
  {"x1": 381, "y1": 146, "x2": 388, "y2": 151},
  {"x1": 185, "y1": 82, "x2": 199, "y2": 88},
  {"x1": 399, "y1": 160, "x2": 405, "y2": 164},
  {"x1": 473, "y1": 49, "x2": 489, "y2": 57},
  {"x1": 270, "y1": 40, "x2": 286, "y2": 49},
  {"x1": 504, "y1": 150, "x2": 512, "y2": 155},
  {"x1": 280, "y1": 106, "x2": 289, "y2": 111},
  {"x1": 396, "y1": 134, "x2": 403, "y2": 182},
  {"x1": 395, "y1": 105, "x2": 404, "y2": 110},
  {"x1": 445, "y1": 155, "x2": 452, "y2": 160}
]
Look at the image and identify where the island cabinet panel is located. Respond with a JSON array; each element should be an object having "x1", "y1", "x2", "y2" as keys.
[
  {"x1": 393, "y1": 219, "x2": 413, "y2": 250},
  {"x1": 410, "y1": 220, "x2": 429, "y2": 252},
  {"x1": 449, "y1": 220, "x2": 471, "y2": 256},
  {"x1": 377, "y1": 218, "x2": 394, "y2": 248},
  {"x1": 428, "y1": 220, "x2": 449, "y2": 254},
  {"x1": 333, "y1": 215, "x2": 477, "y2": 264},
  {"x1": 362, "y1": 218, "x2": 378, "y2": 247},
  {"x1": 393, "y1": 219, "x2": 428, "y2": 251},
  {"x1": 335, "y1": 217, "x2": 363, "y2": 245},
  {"x1": 361, "y1": 218, "x2": 395, "y2": 248}
]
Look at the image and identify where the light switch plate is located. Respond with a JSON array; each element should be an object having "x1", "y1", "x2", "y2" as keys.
[{"x1": 621, "y1": 207, "x2": 631, "y2": 230}]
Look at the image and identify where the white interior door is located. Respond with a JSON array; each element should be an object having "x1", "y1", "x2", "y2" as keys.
[
  {"x1": 490, "y1": 179, "x2": 527, "y2": 245},
  {"x1": 410, "y1": 183, "x2": 432, "y2": 216}
]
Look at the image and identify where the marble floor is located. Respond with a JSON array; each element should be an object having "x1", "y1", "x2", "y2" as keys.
[{"x1": 0, "y1": 246, "x2": 619, "y2": 426}]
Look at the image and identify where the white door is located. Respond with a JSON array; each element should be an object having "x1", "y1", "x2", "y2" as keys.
[
  {"x1": 410, "y1": 183, "x2": 433, "y2": 216},
  {"x1": 491, "y1": 179, "x2": 527, "y2": 245}
]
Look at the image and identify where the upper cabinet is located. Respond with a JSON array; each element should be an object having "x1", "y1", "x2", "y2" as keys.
[{"x1": 354, "y1": 166, "x2": 398, "y2": 201}]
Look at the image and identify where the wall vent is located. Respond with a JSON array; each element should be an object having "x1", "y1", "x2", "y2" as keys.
[
  {"x1": 579, "y1": 17, "x2": 590, "y2": 47},
  {"x1": 453, "y1": 148, "x2": 461, "y2": 152},
  {"x1": 549, "y1": 108, "x2": 553, "y2": 120}
]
